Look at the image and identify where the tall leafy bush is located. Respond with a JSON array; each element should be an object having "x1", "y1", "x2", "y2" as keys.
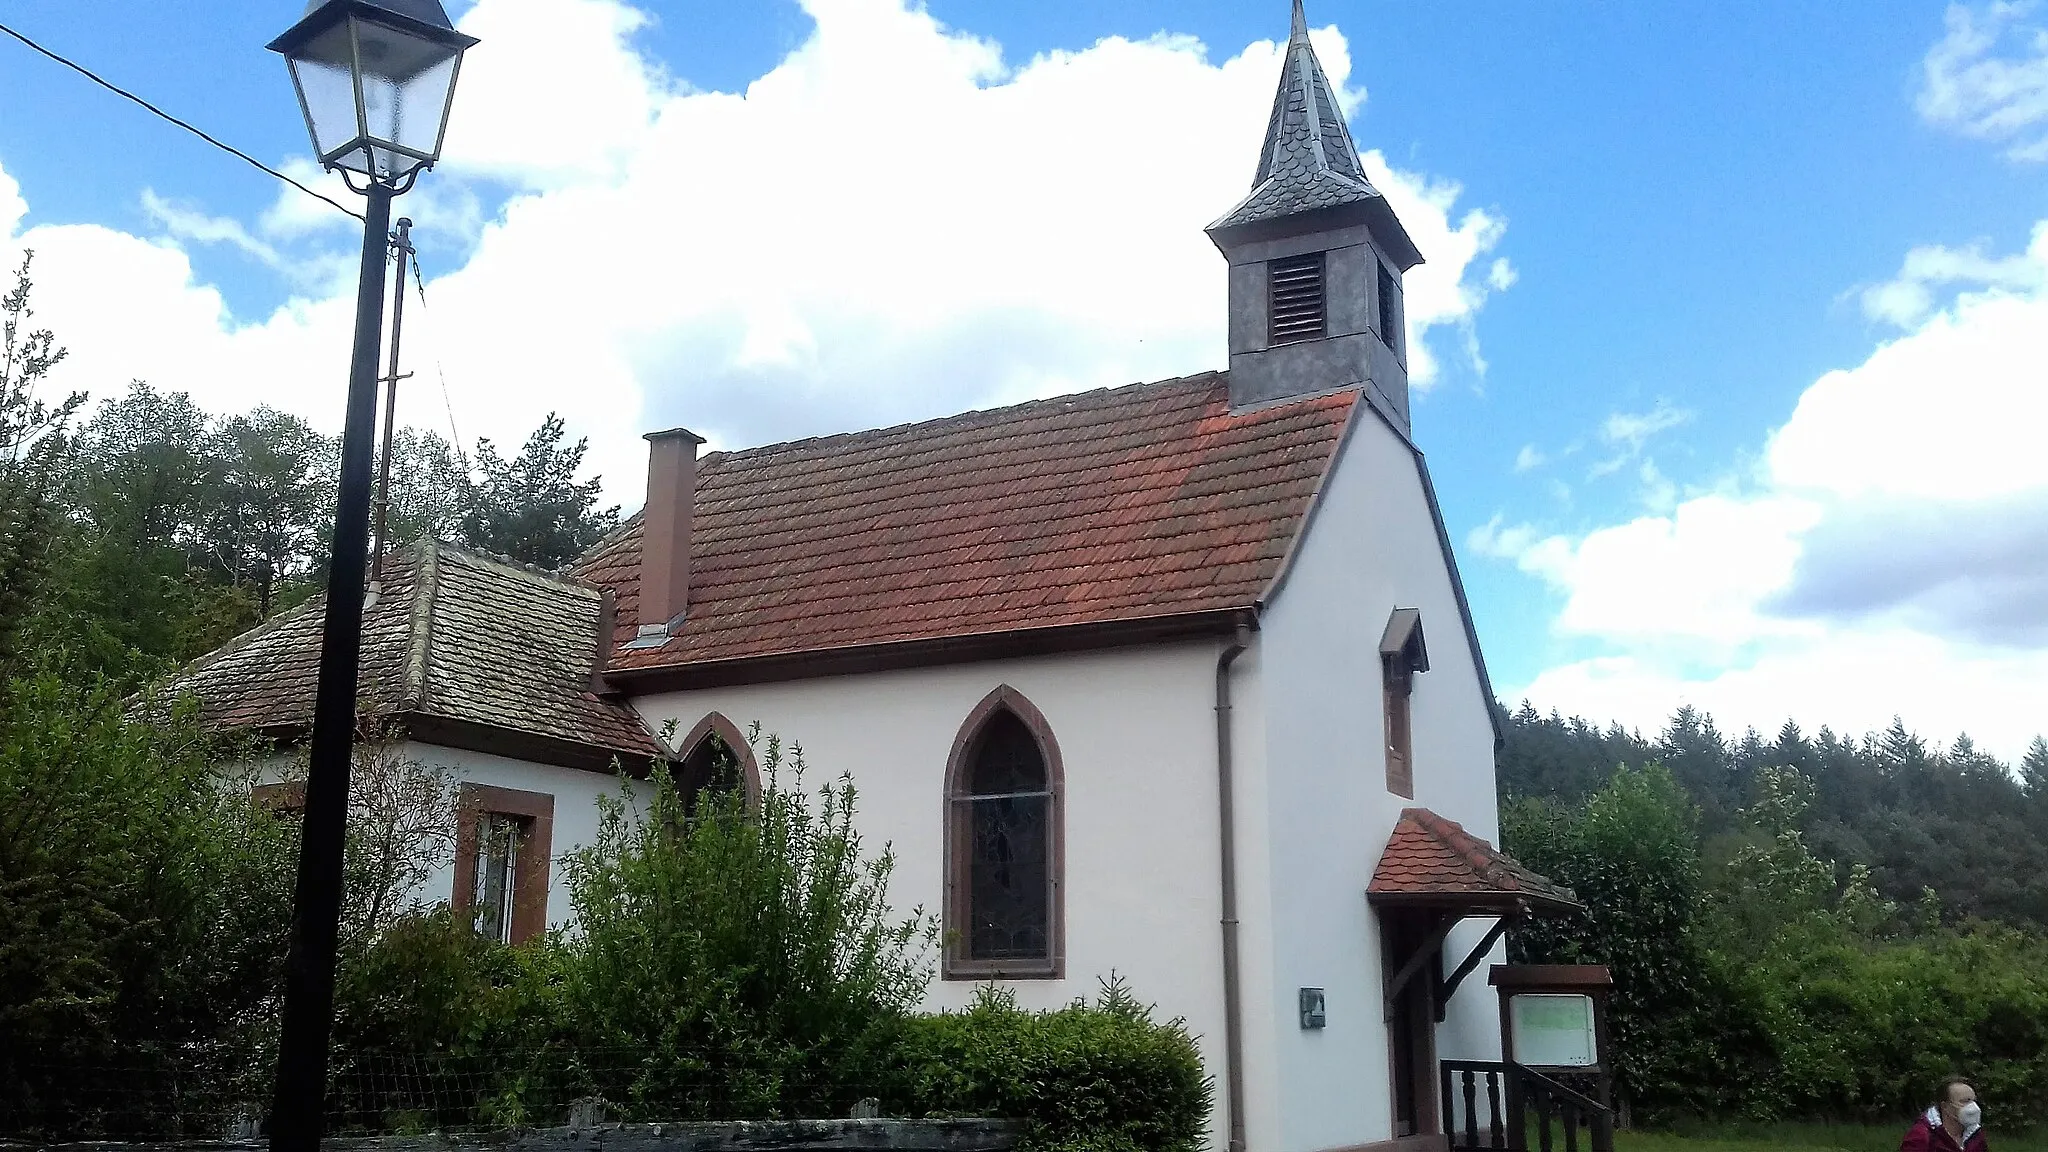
[
  {"x1": 543, "y1": 734, "x2": 938, "y2": 1119},
  {"x1": 0, "y1": 672, "x2": 296, "y2": 1136}
]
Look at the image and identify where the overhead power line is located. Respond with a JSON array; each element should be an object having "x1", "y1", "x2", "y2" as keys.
[
  {"x1": 405, "y1": 251, "x2": 471, "y2": 473},
  {"x1": 0, "y1": 19, "x2": 364, "y2": 222}
]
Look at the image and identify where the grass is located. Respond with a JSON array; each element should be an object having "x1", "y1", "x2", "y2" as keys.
[{"x1": 1609, "y1": 1119, "x2": 2048, "y2": 1152}]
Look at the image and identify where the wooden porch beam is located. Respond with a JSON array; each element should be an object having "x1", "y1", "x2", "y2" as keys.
[
  {"x1": 1434, "y1": 914, "x2": 1513, "y2": 1023},
  {"x1": 1384, "y1": 912, "x2": 1458, "y2": 1020}
]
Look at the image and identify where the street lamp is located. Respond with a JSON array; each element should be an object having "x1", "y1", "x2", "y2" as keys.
[{"x1": 264, "y1": 3, "x2": 475, "y2": 1148}]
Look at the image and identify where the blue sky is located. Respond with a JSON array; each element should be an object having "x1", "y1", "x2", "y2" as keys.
[{"x1": 3, "y1": 1, "x2": 2047, "y2": 755}]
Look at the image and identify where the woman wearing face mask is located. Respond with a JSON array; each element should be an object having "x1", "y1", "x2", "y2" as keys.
[{"x1": 1900, "y1": 1079, "x2": 1987, "y2": 1152}]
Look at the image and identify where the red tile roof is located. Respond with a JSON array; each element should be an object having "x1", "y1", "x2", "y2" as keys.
[
  {"x1": 1369, "y1": 808, "x2": 1580, "y2": 914},
  {"x1": 575, "y1": 373, "x2": 1357, "y2": 676},
  {"x1": 158, "y1": 541, "x2": 664, "y2": 770}
]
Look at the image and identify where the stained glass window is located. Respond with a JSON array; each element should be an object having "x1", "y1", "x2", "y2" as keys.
[
  {"x1": 957, "y1": 710, "x2": 1053, "y2": 964},
  {"x1": 680, "y1": 731, "x2": 745, "y2": 817}
]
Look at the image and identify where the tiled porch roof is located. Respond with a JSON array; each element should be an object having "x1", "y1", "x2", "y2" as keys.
[{"x1": 1369, "y1": 807, "x2": 1581, "y2": 915}]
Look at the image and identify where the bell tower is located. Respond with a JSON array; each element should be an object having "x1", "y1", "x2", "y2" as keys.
[{"x1": 1206, "y1": 0, "x2": 1423, "y2": 430}]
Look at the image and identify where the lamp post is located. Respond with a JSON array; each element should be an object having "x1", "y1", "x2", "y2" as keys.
[{"x1": 264, "y1": 3, "x2": 475, "y2": 1147}]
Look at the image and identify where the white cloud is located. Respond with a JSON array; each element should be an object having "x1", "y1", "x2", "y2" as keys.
[
  {"x1": 2, "y1": 0, "x2": 1510, "y2": 501},
  {"x1": 442, "y1": 0, "x2": 668, "y2": 189},
  {"x1": 1491, "y1": 221, "x2": 2048, "y2": 758},
  {"x1": 1514, "y1": 444, "x2": 1546, "y2": 472},
  {"x1": 1636, "y1": 458, "x2": 1677, "y2": 513},
  {"x1": 1362, "y1": 152, "x2": 1511, "y2": 387},
  {"x1": 0, "y1": 165, "x2": 25, "y2": 238},
  {"x1": 255, "y1": 158, "x2": 362, "y2": 240},
  {"x1": 1586, "y1": 399, "x2": 1692, "y2": 479},
  {"x1": 140, "y1": 190, "x2": 327, "y2": 286},
  {"x1": 1497, "y1": 495, "x2": 1824, "y2": 650},
  {"x1": 1520, "y1": 632, "x2": 2048, "y2": 752},
  {"x1": 1918, "y1": 2, "x2": 2048, "y2": 161},
  {"x1": 1858, "y1": 222, "x2": 2048, "y2": 327},
  {"x1": 1601, "y1": 400, "x2": 1694, "y2": 453}
]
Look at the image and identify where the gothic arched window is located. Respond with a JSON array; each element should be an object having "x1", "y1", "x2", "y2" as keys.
[
  {"x1": 673, "y1": 712, "x2": 761, "y2": 816},
  {"x1": 944, "y1": 687, "x2": 1064, "y2": 979}
]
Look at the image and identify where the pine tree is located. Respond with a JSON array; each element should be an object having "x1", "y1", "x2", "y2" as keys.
[
  {"x1": 2023, "y1": 737, "x2": 2048, "y2": 797},
  {"x1": 460, "y1": 413, "x2": 620, "y2": 569}
]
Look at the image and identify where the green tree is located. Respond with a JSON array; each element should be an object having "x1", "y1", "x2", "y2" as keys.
[
  {"x1": 201, "y1": 407, "x2": 337, "y2": 617},
  {"x1": 1504, "y1": 765, "x2": 1770, "y2": 1119},
  {"x1": 1657, "y1": 706, "x2": 1740, "y2": 830},
  {"x1": 33, "y1": 383, "x2": 250, "y2": 672},
  {"x1": 0, "y1": 253, "x2": 82, "y2": 673},
  {"x1": 379, "y1": 426, "x2": 468, "y2": 550},
  {"x1": 68, "y1": 382, "x2": 211, "y2": 552},
  {"x1": 461, "y1": 413, "x2": 619, "y2": 569},
  {"x1": 1710, "y1": 763, "x2": 1894, "y2": 952},
  {"x1": 0, "y1": 673, "x2": 298, "y2": 1134},
  {"x1": 2021, "y1": 736, "x2": 2048, "y2": 797}
]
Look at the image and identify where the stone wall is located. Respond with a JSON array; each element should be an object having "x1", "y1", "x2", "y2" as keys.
[{"x1": 2, "y1": 1118, "x2": 1015, "y2": 1152}]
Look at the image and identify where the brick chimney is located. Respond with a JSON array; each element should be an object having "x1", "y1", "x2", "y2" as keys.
[{"x1": 635, "y1": 427, "x2": 707, "y2": 642}]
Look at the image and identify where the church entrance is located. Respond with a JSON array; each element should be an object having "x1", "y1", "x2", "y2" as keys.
[{"x1": 1380, "y1": 907, "x2": 1442, "y2": 1139}]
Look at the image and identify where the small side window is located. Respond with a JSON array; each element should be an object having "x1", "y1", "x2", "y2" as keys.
[
  {"x1": 472, "y1": 813, "x2": 527, "y2": 944},
  {"x1": 454, "y1": 783, "x2": 555, "y2": 945},
  {"x1": 1383, "y1": 665, "x2": 1414, "y2": 799},
  {"x1": 1379, "y1": 608, "x2": 1428, "y2": 798},
  {"x1": 252, "y1": 780, "x2": 306, "y2": 816}
]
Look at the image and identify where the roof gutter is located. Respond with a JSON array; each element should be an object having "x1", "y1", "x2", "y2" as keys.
[
  {"x1": 1214, "y1": 615, "x2": 1255, "y2": 1152},
  {"x1": 244, "y1": 711, "x2": 659, "y2": 778},
  {"x1": 602, "y1": 608, "x2": 1250, "y2": 693}
]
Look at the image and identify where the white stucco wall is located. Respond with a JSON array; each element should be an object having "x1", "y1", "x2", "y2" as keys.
[
  {"x1": 247, "y1": 742, "x2": 633, "y2": 930},
  {"x1": 400, "y1": 743, "x2": 632, "y2": 929},
  {"x1": 631, "y1": 643, "x2": 1244, "y2": 1149},
  {"x1": 1254, "y1": 407, "x2": 1507, "y2": 1152}
]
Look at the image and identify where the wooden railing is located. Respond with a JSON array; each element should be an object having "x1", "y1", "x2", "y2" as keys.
[{"x1": 1440, "y1": 1061, "x2": 1614, "y2": 1152}]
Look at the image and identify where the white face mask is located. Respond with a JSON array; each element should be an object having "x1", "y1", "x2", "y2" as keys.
[{"x1": 1958, "y1": 1101, "x2": 1982, "y2": 1129}]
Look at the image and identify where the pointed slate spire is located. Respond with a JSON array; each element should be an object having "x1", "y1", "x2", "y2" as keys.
[{"x1": 1207, "y1": 2, "x2": 1419, "y2": 268}]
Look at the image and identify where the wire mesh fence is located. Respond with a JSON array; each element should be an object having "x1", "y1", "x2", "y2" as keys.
[{"x1": 1, "y1": 1047, "x2": 919, "y2": 1141}]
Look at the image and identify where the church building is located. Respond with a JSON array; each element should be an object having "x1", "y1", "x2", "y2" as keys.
[{"x1": 166, "y1": 5, "x2": 1583, "y2": 1149}]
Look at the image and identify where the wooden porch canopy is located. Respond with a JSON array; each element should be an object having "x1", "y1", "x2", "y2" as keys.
[{"x1": 1369, "y1": 808, "x2": 1583, "y2": 1020}]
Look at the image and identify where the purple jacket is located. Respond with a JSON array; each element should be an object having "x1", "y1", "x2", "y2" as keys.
[{"x1": 1901, "y1": 1106, "x2": 1987, "y2": 1152}]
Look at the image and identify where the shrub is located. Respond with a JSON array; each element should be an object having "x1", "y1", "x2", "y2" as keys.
[
  {"x1": 5, "y1": 712, "x2": 1210, "y2": 1141},
  {"x1": 1503, "y1": 766, "x2": 1763, "y2": 1120},
  {"x1": 1508, "y1": 761, "x2": 2048, "y2": 1127},
  {"x1": 544, "y1": 733, "x2": 938, "y2": 1120},
  {"x1": 894, "y1": 978, "x2": 1212, "y2": 1152},
  {"x1": 323, "y1": 909, "x2": 560, "y2": 1131},
  {"x1": 0, "y1": 672, "x2": 297, "y2": 1137}
]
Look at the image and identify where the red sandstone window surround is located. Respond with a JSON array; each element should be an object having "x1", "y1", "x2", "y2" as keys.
[
  {"x1": 1380, "y1": 608, "x2": 1429, "y2": 800},
  {"x1": 673, "y1": 711, "x2": 763, "y2": 814},
  {"x1": 251, "y1": 780, "x2": 307, "y2": 815},
  {"x1": 451, "y1": 782, "x2": 554, "y2": 946},
  {"x1": 942, "y1": 686, "x2": 1065, "y2": 980}
]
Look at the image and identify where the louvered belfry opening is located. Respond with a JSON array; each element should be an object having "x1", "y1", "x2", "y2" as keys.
[
  {"x1": 1268, "y1": 252, "x2": 1327, "y2": 345},
  {"x1": 1378, "y1": 260, "x2": 1400, "y2": 352}
]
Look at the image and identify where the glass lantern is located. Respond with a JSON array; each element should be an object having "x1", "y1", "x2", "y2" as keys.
[{"x1": 269, "y1": 0, "x2": 478, "y2": 181}]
